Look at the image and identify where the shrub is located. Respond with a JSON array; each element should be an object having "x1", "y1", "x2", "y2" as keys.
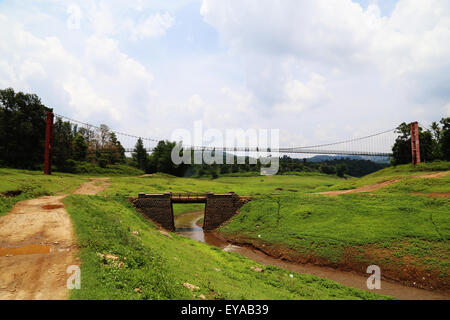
[{"x1": 98, "y1": 158, "x2": 108, "y2": 168}]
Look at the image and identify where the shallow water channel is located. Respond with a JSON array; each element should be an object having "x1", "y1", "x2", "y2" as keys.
[{"x1": 174, "y1": 211, "x2": 449, "y2": 300}]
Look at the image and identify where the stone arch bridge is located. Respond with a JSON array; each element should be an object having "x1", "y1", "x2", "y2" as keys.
[{"x1": 133, "y1": 192, "x2": 249, "y2": 231}]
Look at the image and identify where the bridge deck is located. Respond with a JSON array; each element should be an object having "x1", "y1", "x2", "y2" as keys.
[
  {"x1": 138, "y1": 192, "x2": 250, "y2": 204},
  {"x1": 170, "y1": 193, "x2": 208, "y2": 203}
]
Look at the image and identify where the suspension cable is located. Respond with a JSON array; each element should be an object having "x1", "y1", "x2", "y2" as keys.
[{"x1": 54, "y1": 113, "x2": 396, "y2": 152}]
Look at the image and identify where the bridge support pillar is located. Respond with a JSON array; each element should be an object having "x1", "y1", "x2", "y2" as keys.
[
  {"x1": 410, "y1": 122, "x2": 421, "y2": 165},
  {"x1": 204, "y1": 193, "x2": 242, "y2": 231},
  {"x1": 134, "y1": 193, "x2": 175, "y2": 231},
  {"x1": 44, "y1": 111, "x2": 54, "y2": 175}
]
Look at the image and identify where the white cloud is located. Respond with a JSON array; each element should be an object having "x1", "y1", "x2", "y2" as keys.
[
  {"x1": 1, "y1": 0, "x2": 449, "y2": 149},
  {"x1": 130, "y1": 12, "x2": 175, "y2": 40},
  {"x1": 87, "y1": 1, "x2": 116, "y2": 36},
  {"x1": 185, "y1": 94, "x2": 204, "y2": 113},
  {"x1": 63, "y1": 2, "x2": 175, "y2": 40},
  {"x1": 0, "y1": 14, "x2": 155, "y2": 125},
  {"x1": 201, "y1": 0, "x2": 450, "y2": 98},
  {"x1": 445, "y1": 103, "x2": 450, "y2": 116},
  {"x1": 67, "y1": 4, "x2": 82, "y2": 30},
  {"x1": 275, "y1": 73, "x2": 330, "y2": 113},
  {"x1": 200, "y1": 0, "x2": 450, "y2": 139},
  {"x1": 193, "y1": 88, "x2": 256, "y2": 129}
]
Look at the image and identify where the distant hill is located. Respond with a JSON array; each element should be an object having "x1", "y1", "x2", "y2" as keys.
[{"x1": 307, "y1": 155, "x2": 390, "y2": 164}]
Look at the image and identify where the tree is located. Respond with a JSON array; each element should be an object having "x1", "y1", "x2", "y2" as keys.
[
  {"x1": 132, "y1": 138, "x2": 149, "y2": 171},
  {"x1": 419, "y1": 130, "x2": 435, "y2": 162},
  {"x1": 0, "y1": 88, "x2": 133, "y2": 171},
  {"x1": 99, "y1": 124, "x2": 110, "y2": 148},
  {"x1": 0, "y1": 88, "x2": 50, "y2": 169},
  {"x1": 441, "y1": 117, "x2": 450, "y2": 161},
  {"x1": 391, "y1": 122, "x2": 440, "y2": 165},
  {"x1": 73, "y1": 134, "x2": 88, "y2": 161},
  {"x1": 53, "y1": 117, "x2": 76, "y2": 170},
  {"x1": 105, "y1": 132, "x2": 126, "y2": 164},
  {"x1": 336, "y1": 164, "x2": 348, "y2": 178},
  {"x1": 78, "y1": 126, "x2": 95, "y2": 144},
  {"x1": 430, "y1": 121, "x2": 443, "y2": 160},
  {"x1": 319, "y1": 163, "x2": 335, "y2": 174},
  {"x1": 391, "y1": 123, "x2": 411, "y2": 165},
  {"x1": 148, "y1": 140, "x2": 187, "y2": 176},
  {"x1": 220, "y1": 165, "x2": 230, "y2": 174}
]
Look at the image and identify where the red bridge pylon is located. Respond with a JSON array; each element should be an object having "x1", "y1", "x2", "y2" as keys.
[
  {"x1": 410, "y1": 121, "x2": 421, "y2": 165},
  {"x1": 44, "y1": 111, "x2": 54, "y2": 175}
]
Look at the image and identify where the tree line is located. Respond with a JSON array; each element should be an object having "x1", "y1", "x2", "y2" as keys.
[
  {"x1": 131, "y1": 140, "x2": 387, "y2": 178},
  {"x1": 391, "y1": 119, "x2": 450, "y2": 165},
  {"x1": 0, "y1": 88, "x2": 126, "y2": 171}
]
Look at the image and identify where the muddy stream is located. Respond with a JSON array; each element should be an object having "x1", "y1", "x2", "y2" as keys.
[{"x1": 175, "y1": 211, "x2": 449, "y2": 300}]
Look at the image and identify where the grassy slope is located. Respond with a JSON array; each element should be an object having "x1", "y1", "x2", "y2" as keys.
[
  {"x1": 0, "y1": 168, "x2": 85, "y2": 217},
  {"x1": 218, "y1": 163, "x2": 450, "y2": 288},
  {"x1": 312, "y1": 161, "x2": 450, "y2": 192},
  {"x1": 91, "y1": 166, "x2": 448, "y2": 288},
  {"x1": 173, "y1": 203, "x2": 205, "y2": 216},
  {"x1": 71, "y1": 163, "x2": 144, "y2": 176},
  {"x1": 64, "y1": 195, "x2": 389, "y2": 300},
  {"x1": 0, "y1": 163, "x2": 142, "y2": 217},
  {"x1": 102, "y1": 173, "x2": 340, "y2": 197}
]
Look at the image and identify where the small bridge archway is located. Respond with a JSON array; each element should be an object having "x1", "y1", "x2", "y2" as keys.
[{"x1": 134, "y1": 192, "x2": 247, "y2": 231}]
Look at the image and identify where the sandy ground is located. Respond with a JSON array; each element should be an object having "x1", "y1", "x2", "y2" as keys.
[
  {"x1": 72, "y1": 178, "x2": 110, "y2": 195},
  {"x1": 0, "y1": 178, "x2": 109, "y2": 300},
  {"x1": 415, "y1": 171, "x2": 450, "y2": 179},
  {"x1": 139, "y1": 174, "x2": 155, "y2": 178},
  {"x1": 313, "y1": 170, "x2": 450, "y2": 196}
]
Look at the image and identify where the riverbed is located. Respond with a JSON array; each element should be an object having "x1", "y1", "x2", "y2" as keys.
[{"x1": 174, "y1": 211, "x2": 449, "y2": 300}]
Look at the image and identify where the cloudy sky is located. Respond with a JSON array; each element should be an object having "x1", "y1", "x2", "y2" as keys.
[{"x1": 0, "y1": 0, "x2": 449, "y2": 148}]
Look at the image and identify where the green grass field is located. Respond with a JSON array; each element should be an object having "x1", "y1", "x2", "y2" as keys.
[
  {"x1": 102, "y1": 172, "x2": 340, "y2": 197},
  {"x1": 62, "y1": 171, "x2": 387, "y2": 299},
  {"x1": 63, "y1": 195, "x2": 389, "y2": 300},
  {"x1": 70, "y1": 162, "x2": 145, "y2": 176},
  {"x1": 312, "y1": 161, "x2": 450, "y2": 192},
  {"x1": 218, "y1": 163, "x2": 450, "y2": 289},
  {"x1": 1, "y1": 162, "x2": 448, "y2": 298}
]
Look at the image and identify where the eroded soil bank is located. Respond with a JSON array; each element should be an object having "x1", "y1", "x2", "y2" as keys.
[
  {"x1": 175, "y1": 211, "x2": 450, "y2": 300},
  {"x1": 219, "y1": 233, "x2": 449, "y2": 294}
]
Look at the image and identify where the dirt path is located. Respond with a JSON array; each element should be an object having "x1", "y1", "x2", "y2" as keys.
[
  {"x1": 313, "y1": 170, "x2": 450, "y2": 196},
  {"x1": 415, "y1": 171, "x2": 450, "y2": 179},
  {"x1": 313, "y1": 179, "x2": 402, "y2": 196},
  {"x1": 413, "y1": 192, "x2": 450, "y2": 198},
  {"x1": 0, "y1": 178, "x2": 109, "y2": 300},
  {"x1": 72, "y1": 178, "x2": 110, "y2": 195}
]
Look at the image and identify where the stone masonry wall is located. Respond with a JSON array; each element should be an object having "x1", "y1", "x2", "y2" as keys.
[
  {"x1": 133, "y1": 193, "x2": 175, "y2": 231},
  {"x1": 134, "y1": 192, "x2": 245, "y2": 232},
  {"x1": 203, "y1": 193, "x2": 242, "y2": 231}
]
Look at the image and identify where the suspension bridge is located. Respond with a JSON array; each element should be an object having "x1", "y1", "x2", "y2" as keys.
[{"x1": 44, "y1": 112, "x2": 422, "y2": 174}]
